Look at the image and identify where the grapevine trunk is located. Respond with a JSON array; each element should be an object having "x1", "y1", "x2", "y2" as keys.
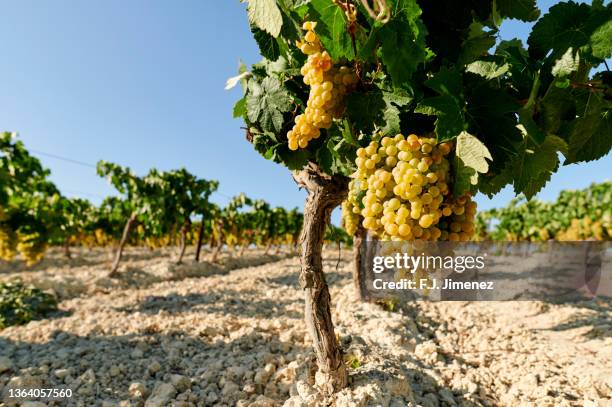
[
  {"x1": 293, "y1": 163, "x2": 348, "y2": 394},
  {"x1": 109, "y1": 213, "x2": 137, "y2": 278},
  {"x1": 195, "y1": 219, "x2": 205, "y2": 262},
  {"x1": 352, "y1": 224, "x2": 369, "y2": 302},
  {"x1": 176, "y1": 220, "x2": 190, "y2": 264}
]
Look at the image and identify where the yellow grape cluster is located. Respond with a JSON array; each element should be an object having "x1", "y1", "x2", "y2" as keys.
[
  {"x1": 16, "y1": 233, "x2": 47, "y2": 266},
  {"x1": 287, "y1": 21, "x2": 358, "y2": 151},
  {"x1": 0, "y1": 224, "x2": 17, "y2": 261},
  {"x1": 557, "y1": 216, "x2": 609, "y2": 241},
  {"x1": 341, "y1": 183, "x2": 362, "y2": 236},
  {"x1": 346, "y1": 133, "x2": 477, "y2": 241}
]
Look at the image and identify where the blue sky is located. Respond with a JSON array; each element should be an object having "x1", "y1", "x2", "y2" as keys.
[{"x1": 0, "y1": 0, "x2": 609, "y2": 224}]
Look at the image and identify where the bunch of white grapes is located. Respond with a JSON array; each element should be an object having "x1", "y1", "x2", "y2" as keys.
[
  {"x1": 0, "y1": 223, "x2": 17, "y2": 261},
  {"x1": 341, "y1": 180, "x2": 362, "y2": 236},
  {"x1": 287, "y1": 21, "x2": 358, "y2": 151},
  {"x1": 342, "y1": 133, "x2": 477, "y2": 242},
  {"x1": 16, "y1": 232, "x2": 47, "y2": 266}
]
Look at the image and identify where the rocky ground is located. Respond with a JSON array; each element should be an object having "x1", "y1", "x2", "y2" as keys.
[
  {"x1": 0, "y1": 247, "x2": 294, "y2": 300},
  {"x1": 0, "y1": 250, "x2": 610, "y2": 406}
]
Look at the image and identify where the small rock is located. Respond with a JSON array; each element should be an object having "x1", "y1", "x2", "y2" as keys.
[
  {"x1": 131, "y1": 348, "x2": 144, "y2": 359},
  {"x1": 0, "y1": 356, "x2": 13, "y2": 374},
  {"x1": 54, "y1": 368, "x2": 71, "y2": 380},
  {"x1": 109, "y1": 365, "x2": 121, "y2": 377},
  {"x1": 251, "y1": 395, "x2": 279, "y2": 407},
  {"x1": 222, "y1": 380, "x2": 240, "y2": 396},
  {"x1": 205, "y1": 391, "x2": 219, "y2": 404},
  {"x1": 129, "y1": 382, "x2": 148, "y2": 399},
  {"x1": 79, "y1": 368, "x2": 96, "y2": 384},
  {"x1": 170, "y1": 374, "x2": 190, "y2": 392},
  {"x1": 148, "y1": 360, "x2": 162, "y2": 374},
  {"x1": 21, "y1": 402, "x2": 47, "y2": 407},
  {"x1": 438, "y1": 388, "x2": 456, "y2": 406},
  {"x1": 254, "y1": 363, "x2": 276, "y2": 385},
  {"x1": 296, "y1": 380, "x2": 315, "y2": 399},
  {"x1": 7, "y1": 375, "x2": 43, "y2": 389},
  {"x1": 145, "y1": 382, "x2": 176, "y2": 407},
  {"x1": 243, "y1": 383, "x2": 257, "y2": 394}
]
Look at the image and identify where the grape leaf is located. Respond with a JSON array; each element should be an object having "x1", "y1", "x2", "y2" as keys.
[
  {"x1": 247, "y1": 0, "x2": 283, "y2": 38},
  {"x1": 590, "y1": 17, "x2": 612, "y2": 60},
  {"x1": 496, "y1": 39, "x2": 535, "y2": 98},
  {"x1": 457, "y1": 22, "x2": 497, "y2": 66},
  {"x1": 495, "y1": 0, "x2": 540, "y2": 22},
  {"x1": 345, "y1": 90, "x2": 385, "y2": 134},
  {"x1": 378, "y1": 2, "x2": 428, "y2": 87},
  {"x1": 511, "y1": 135, "x2": 566, "y2": 199},
  {"x1": 381, "y1": 89, "x2": 412, "y2": 135},
  {"x1": 551, "y1": 48, "x2": 580, "y2": 77},
  {"x1": 528, "y1": 1, "x2": 612, "y2": 62},
  {"x1": 246, "y1": 77, "x2": 293, "y2": 133},
  {"x1": 233, "y1": 97, "x2": 247, "y2": 118},
  {"x1": 346, "y1": 87, "x2": 412, "y2": 136},
  {"x1": 415, "y1": 67, "x2": 466, "y2": 141},
  {"x1": 252, "y1": 27, "x2": 281, "y2": 61},
  {"x1": 466, "y1": 60, "x2": 510, "y2": 79},
  {"x1": 464, "y1": 84, "x2": 521, "y2": 170},
  {"x1": 565, "y1": 92, "x2": 612, "y2": 164},
  {"x1": 453, "y1": 131, "x2": 492, "y2": 196},
  {"x1": 302, "y1": 0, "x2": 354, "y2": 60},
  {"x1": 478, "y1": 164, "x2": 513, "y2": 197}
]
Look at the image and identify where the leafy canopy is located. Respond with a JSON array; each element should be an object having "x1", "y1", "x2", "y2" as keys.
[{"x1": 234, "y1": 0, "x2": 612, "y2": 199}]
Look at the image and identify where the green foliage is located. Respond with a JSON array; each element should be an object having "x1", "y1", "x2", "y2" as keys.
[
  {"x1": 233, "y1": 0, "x2": 611, "y2": 200},
  {"x1": 477, "y1": 181, "x2": 612, "y2": 241},
  {"x1": 0, "y1": 281, "x2": 58, "y2": 329}
]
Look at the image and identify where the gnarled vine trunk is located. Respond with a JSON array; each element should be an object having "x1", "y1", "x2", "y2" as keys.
[
  {"x1": 176, "y1": 219, "x2": 191, "y2": 264},
  {"x1": 352, "y1": 224, "x2": 369, "y2": 302},
  {"x1": 63, "y1": 239, "x2": 71, "y2": 259},
  {"x1": 195, "y1": 219, "x2": 205, "y2": 262},
  {"x1": 211, "y1": 220, "x2": 224, "y2": 263},
  {"x1": 293, "y1": 163, "x2": 348, "y2": 394},
  {"x1": 109, "y1": 213, "x2": 137, "y2": 278}
]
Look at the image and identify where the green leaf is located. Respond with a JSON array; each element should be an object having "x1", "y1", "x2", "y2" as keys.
[
  {"x1": 378, "y1": 4, "x2": 428, "y2": 87},
  {"x1": 252, "y1": 27, "x2": 281, "y2": 60},
  {"x1": 528, "y1": 1, "x2": 612, "y2": 62},
  {"x1": 246, "y1": 77, "x2": 293, "y2": 133},
  {"x1": 465, "y1": 60, "x2": 510, "y2": 80},
  {"x1": 381, "y1": 88, "x2": 412, "y2": 134},
  {"x1": 495, "y1": 0, "x2": 540, "y2": 22},
  {"x1": 453, "y1": 131, "x2": 492, "y2": 196},
  {"x1": 304, "y1": 0, "x2": 354, "y2": 60},
  {"x1": 590, "y1": 18, "x2": 612, "y2": 60},
  {"x1": 478, "y1": 164, "x2": 513, "y2": 197},
  {"x1": 565, "y1": 92, "x2": 612, "y2": 164},
  {"x1": 247, "y1": 0, "x2": 283, "y2": 38},
  {"x1": 511, "y1": 135, "x2": 566, "y2": 199},
  {"x1": 496, "y1": 39, "x2": 535, "y2": 97},
  {"x1": 346, "y1": 87, "x2": 412, "y2": 136},
  {"x1": 457, "y1": 22, "x2": 497, "y2": 66},
  {"x1": 465, "y1": 84, "x2": 521, "y2": 170},
  {"x1": 415, "y1": 67, "x2": 466, "y2": 141},
  {"x1": 233, "y1": 97, "x2": 247, "y2": 119},
  {"x1": 551, "y1": 48, "x2": 580, "y2": 77}
]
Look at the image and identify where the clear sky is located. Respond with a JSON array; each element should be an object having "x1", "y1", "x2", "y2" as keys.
[{"x1": 0, "y1": 0, "x2": 609, "y2": 224}]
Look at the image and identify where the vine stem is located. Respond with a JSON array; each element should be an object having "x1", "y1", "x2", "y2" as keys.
[{"x1": 293, "y1": 162, "x2": 349, "y2": 394}]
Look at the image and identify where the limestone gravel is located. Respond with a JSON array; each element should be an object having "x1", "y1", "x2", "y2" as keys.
[{"x1": 0, "y1": 250, "x2": 610, "y2": 406}]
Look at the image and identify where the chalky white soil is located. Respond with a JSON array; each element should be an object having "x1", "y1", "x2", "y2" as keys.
[{"x1": 0, "y1": 250, "x2": 610, "y2": 407}]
